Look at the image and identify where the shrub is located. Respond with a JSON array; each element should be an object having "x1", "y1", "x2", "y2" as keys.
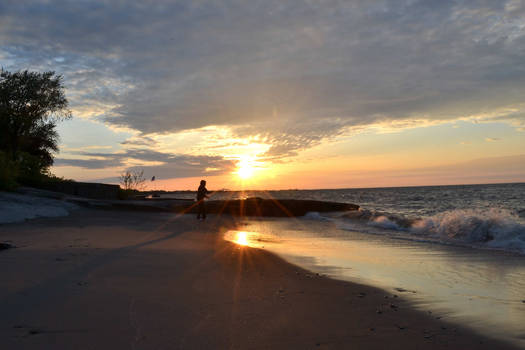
[
  {"x1": 0, "y1": 151, "x2": 18, "y2": 190},
  {"x1": 16, "y1": 152, "x2": 48, "y2": 187},
  {"x1": 117, "y1": 188, "x2": 138, "y2": 200},
  {"x1": 119, "y1": 169, "x2": 146, "y2": 191}
]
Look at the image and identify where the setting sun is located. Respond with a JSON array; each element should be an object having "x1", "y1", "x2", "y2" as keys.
[
  {"x1": 237, "y1": 161, "x2": 255, "y2": 179},
  {"x1": 235, "y1": 155, "x2": 262, "y2": 180}
]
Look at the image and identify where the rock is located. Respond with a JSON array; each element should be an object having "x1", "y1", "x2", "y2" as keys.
[
  {"x1": 180, "y1": 198, "x2": 359, "y2": 217},
  {"x1": 0, "y1": 242, "x2": 14, "y2": 251}
]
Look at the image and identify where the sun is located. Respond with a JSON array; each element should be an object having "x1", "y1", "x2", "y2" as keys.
[{"x1": 236, "y1": 157, "x2": 257, "y2": 179}]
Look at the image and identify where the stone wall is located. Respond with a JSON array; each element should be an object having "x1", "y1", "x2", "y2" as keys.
[{"x1": 43, "y1": 182, "x2": 120, "y2": 200}]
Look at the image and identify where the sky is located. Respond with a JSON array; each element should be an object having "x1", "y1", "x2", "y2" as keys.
[{"x1": 1, "y1": 0, "x2": 525, "y2": 190}]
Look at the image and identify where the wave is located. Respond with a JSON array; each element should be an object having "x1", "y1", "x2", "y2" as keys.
[
  {"x1": 308, "y1": 208, "x2": 525, "y2": 254},
  {"x1": 342, "y1": 209, "x2": 415, "y2": 230},
  {"x1": 411, "y1": 209, "x2": 525, "y2": 253}
]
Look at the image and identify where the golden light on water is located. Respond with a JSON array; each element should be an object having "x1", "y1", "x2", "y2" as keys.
[
  {"x1": 235, "y1": 231, "x2": 249, "y2": 245},
  {"x1": 224, "y1": 230, "x2": 280, "y2": 248}
]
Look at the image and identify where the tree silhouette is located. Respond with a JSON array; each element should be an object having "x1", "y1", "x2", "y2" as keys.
[
  {"x1": 0, "y1": 69, "x2": 71, "y2": 178},
  {"x1": 119, "y1": 169, "x2": 147, "y2": 191}
]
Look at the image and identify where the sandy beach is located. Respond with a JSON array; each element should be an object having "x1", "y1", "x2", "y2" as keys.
[{"x1": 0, "y1": 208, "x2": 521, "y2": 349}]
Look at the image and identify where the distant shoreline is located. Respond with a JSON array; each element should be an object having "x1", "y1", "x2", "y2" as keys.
[{"x1": 139, "y1": 181, "x2": 525, "y2": 193}]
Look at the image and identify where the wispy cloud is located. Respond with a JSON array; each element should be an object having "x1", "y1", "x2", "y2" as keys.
[
  {"x1": 485, "y1": 137, "x2": 501, "y2": 142},
  {"x1": 55, "y1": 148, "x2": 235, "y2": 178}
]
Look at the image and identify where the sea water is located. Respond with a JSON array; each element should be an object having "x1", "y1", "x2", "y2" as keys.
[
  {"x1": 219, "y1": 183, "x2": 525, "y2": 346},
  {"x1": 169, "y1": 183, "x2": 525, "y2": 254}
]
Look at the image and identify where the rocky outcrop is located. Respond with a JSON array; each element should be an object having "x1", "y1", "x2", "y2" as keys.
[
  {"x1": 197, "y1": 197, "x2": 359, "y2": 217},
  {"x1": 105, "y1": 197, "x2": 359, "y2": 217}
]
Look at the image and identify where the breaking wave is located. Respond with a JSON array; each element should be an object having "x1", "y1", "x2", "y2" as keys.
[
  {"x1": 311, "y1": 208, "x2": 525, "y2": 254},
  {"x1": 410, "y1": 208, "x2": 525, "y2": 253}
]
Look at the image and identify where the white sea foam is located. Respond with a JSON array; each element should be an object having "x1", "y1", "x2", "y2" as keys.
[
  {"x1": 314, "y1": 207, "x2": 525, "y2": 254},
  {"x1": 411, "y1": 208, "x2": 525, "y2": 253},
  {"x1": 368, "y1": 215, "x2": 404, "y2": 230},
  {"x1": 304, "y1": 211, "x2": 331, "y2": 221}
]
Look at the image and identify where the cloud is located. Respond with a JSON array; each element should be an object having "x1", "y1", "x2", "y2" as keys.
[
  {"x1": 54, "y1": 148, "x2": 236, "y2": 178},
  {"x1": 54, "y1": 157, "x2": 121, "y2": 169},
  {"x1": 485, "y1": 137, "x2": 501, "y2": 142},
  {"x1": 2, "y1": 0, "x2": 525, "y2": 158},
  {"x1": 120, "y1": 136, "x2": 157, "y2": 147}
]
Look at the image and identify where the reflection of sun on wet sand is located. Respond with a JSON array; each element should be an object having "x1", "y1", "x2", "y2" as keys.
[
  {"x1": 0, "y1": 208, "x2": 520, "y2": 349},
  {"x1": 234, "y1": 231, "x2": 249, "y2": 245},
  {"x1": 225, "y1": 230, "x2": 283, "y2": 249}
]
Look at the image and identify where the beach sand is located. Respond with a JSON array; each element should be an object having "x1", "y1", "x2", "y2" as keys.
[{"x1": 0, "y1": 208, "x2": 520, "y2": 349}]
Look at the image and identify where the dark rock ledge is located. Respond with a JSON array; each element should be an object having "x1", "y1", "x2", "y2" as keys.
[{"x1": 77, "y1": 197, "x2": 359, "y2": 217}]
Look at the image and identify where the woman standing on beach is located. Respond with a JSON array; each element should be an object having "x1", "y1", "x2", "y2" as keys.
[{"x1": 196, "y1": 180, "x2": 209, "y2": 221}]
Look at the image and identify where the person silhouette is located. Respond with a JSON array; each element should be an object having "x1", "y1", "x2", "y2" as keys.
[{"x1": 196, "y1": 180, "x2": 209, "y2": 220}]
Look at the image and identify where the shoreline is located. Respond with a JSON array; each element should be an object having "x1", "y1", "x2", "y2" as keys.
[
  {"x1": 228, "y1": 217, "x2": 525, "y2": 346},
  {"x1": 0, "y1": 208, "x2": 521, "y2": 349}
]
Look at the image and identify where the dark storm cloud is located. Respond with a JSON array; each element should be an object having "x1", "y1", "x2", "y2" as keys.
[
  {"x1": 2, "y1": 0, "x2": 525, "y2": 157},
  {"x1": 56, "y1": 149, "x2": 235, "y2": 177}
]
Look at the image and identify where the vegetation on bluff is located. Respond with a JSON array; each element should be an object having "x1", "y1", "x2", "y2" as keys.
[{"x1": 0, "y1": 69, "x2": 71, "y2": 190}]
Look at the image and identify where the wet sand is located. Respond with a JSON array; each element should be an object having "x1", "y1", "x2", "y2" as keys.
[{"x1": 0, "y1": 209, "x2": 520, "y2": 349}]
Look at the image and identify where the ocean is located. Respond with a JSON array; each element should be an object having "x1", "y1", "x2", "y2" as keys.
[{"x1": 169, "y1": 182, "x2": 525, "y2": 254}]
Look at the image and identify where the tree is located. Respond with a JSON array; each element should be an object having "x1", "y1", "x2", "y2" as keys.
[
  {"x1": 0, "y1": 69, "x2": 71, "y2": 177},
  {"x1": 119, "y1": 169, "x2": 147, "y2": 191}
]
